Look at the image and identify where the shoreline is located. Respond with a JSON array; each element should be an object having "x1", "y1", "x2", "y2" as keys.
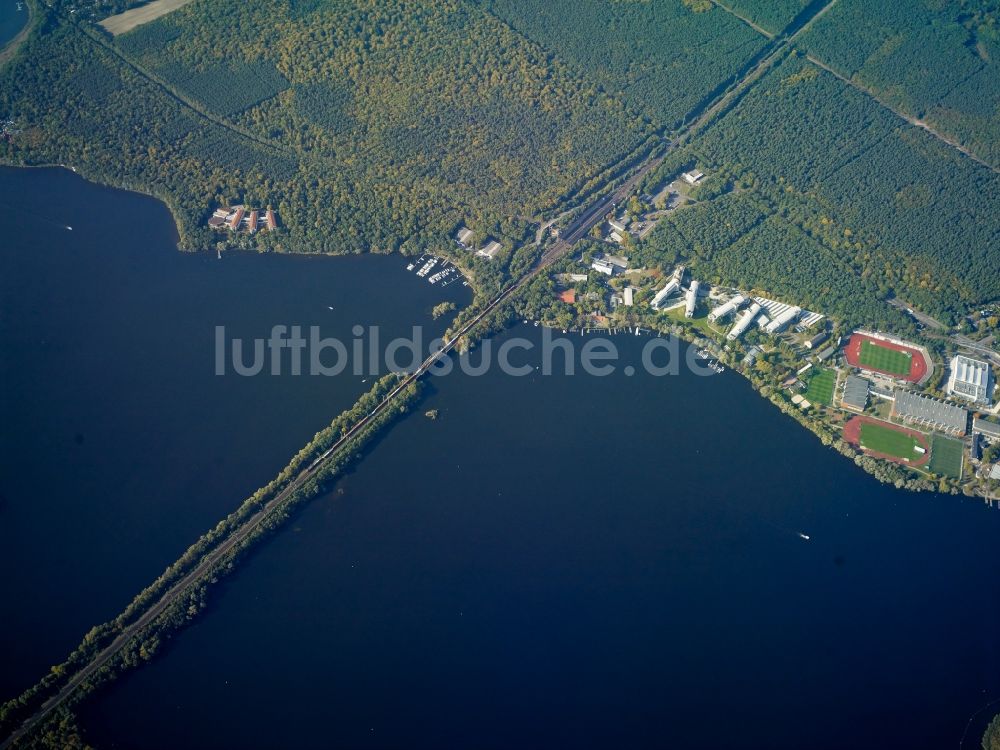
[
  {"x1": 0, "y1": 0, "x2": 34, "y2": 67},
  {"x1": 0, "y1": 161, "x2": 994, "y2": 745},
  {"x1": 0, "y1": 162, "x2": 982, "y2": 501}
]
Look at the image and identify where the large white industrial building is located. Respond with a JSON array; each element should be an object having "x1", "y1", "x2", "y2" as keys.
[
  {"x1": 727, "y1": 303, "x2": 762, "y2": 341},
  {"x1": 650, "y1": 280, "x2": 680, "y2": 309},
  {"x1": 708, "y1": 294, "x2": 746, "y2": 323},
  {"x1": 685, "y1": 280, "x2": 700, "y2": 318},
  {"x1": 946, "y1": 354, "x2": 993, "y2": 405},
  {"x1": 764, "y1": 306, "x2": 802, "y2": 334}
]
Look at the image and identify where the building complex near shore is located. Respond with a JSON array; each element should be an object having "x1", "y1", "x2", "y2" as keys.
[
  {"x1": 727, "y1": 302, "x2": 762, "y2": 341},
  {"x1": 709, "y1": 294, "x2": 745, "y2": 323},
  {"x1": 764, "y1": 305, "x2": 802, "y2": 334},
  {"x1": 650, "y1": 280, "x2": 679, "y2": 309},
  {"x1": 946, "y1": 354, "x2": 993, "y2": 405},
  {"x1": 208, "y1": 205, "x2": 278, "y2": 235},
  {"x1": 892, "y1": 389, "x2": 968, "y2": 436},
  {"x1": 650, "y1": 267, "x2": 685, "y2": 310}
]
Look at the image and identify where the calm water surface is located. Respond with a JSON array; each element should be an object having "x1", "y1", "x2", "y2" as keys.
[
  {"x1": 78, "y1": 326, "x2": 1000, "y2": 749},
  {"x1": 3, "y1": 166, "x2": 1000, "y2": 750},
  {"x1": 0, "y1": 0, "x2": 27, "y2": 48},
  {"x1": 0, "y1": 166, "x2": 469, "y2": 699}
]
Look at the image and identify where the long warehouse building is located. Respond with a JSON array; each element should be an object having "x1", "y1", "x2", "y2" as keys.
[
  {"x1": 892, "y1": 389, "x2": 968, "y2": 436},
  {"x1": 651, "y1": 280, "x2": 680, "y2": 310},
  {"x1": 685, "y1": 280, "x2": 700, "y2": 318},
  {"x1": 727, "y1": 303, "x2": 762, "y2": 341},
  {"x1": 764, "y1": 306, "x2": 801, "y2": 334},
  {"x1": 708, "y1": 294, "x2": 746, "y2": 323}
]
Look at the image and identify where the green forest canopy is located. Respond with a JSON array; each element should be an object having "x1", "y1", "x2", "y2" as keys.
[
  {"x1": 800, "y1": 0, "x2": 1000, "y2": 166},
  {"x1": 642, "y1": 54, "x2": 1000, "y2": 323},
  {"x1": 0, "y1": 0, "x2": 998, "y2": 325}
]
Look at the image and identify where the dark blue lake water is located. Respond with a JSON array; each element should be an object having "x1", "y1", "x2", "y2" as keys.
[
  {"x1": 0, "y1": 166, "x2": 469, "y2": 700},
  {"x1": 3, "y1": 167, "x2": 1000, "y2": 749},
  {"x1": 0, "y1": 0, "x2": 27, "y2": 49}
]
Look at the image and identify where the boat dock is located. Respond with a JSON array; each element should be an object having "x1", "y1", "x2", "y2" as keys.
[{"x1": 405, "y1": 255, "x2": 466, "y2": 287}]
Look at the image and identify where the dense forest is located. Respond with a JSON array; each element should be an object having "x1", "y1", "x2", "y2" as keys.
[
  {"x1": 720, "y1": 0, "x2": 810, "y2": 35},
  {"x1": 477, "y1": 0, "x2": 768, "y2": 129},
  {"x1": 800, "y1": 0, "x2": 1000, "y2": 166},
  {"x1": 1, "y1": 0, "x2": 998, "y2": 322},
  {"x1": 635, "y1": 190, "x2": 913, "y2": 331},
  {"x1": 646, "y1": 54, "x2": 1000, "y2": 324},
  {"x1": 0, "y1": 0, "x2": 655, "y2": 263}
]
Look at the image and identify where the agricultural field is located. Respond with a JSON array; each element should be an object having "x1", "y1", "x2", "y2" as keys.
[
  {"x1": 99, "y1": 0, "x2": 195, "y2": 35},
  {"x1": 804, "y1": 367, "x2": 835, "y2": 406},
  {"x1": 477, "y1": 0, "x2": 769, "y2": 128},
  {"x1": 929, "y1": 434, "x2": 964, "y2": 479},
  {"x1": 676, "y1": 54, "x2": 1000, "y2": 322},
  {"x1": 858, "y1": 340, "x2": 912, "y2": 378},
  {"x1": 859, "y1": 422, "x2": 925, "y2": 463},
  {"x1": 799, "y1": 0, "x2": 1000, "y2": 167}
]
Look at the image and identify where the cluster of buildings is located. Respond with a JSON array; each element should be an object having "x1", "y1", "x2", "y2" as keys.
[
  {"x1": 644, "y1": 268, "x2": 703, "y2": 318},
  {"x1": 706, "y1": 292, "x2": 823, "y2": 343},
  {"x1": 207, "y1": 205, "x2": 278, "y2": 234},
  {"x1": 455, "y1": 226, "x2": 501, "y2": 260},
  {"x1": 837, "y1": 329, "x2": 999, "y2": 482},
  {"x1": 650, "y1": 266, "x2": 686, "y2": 311},
  {"x1": 591, "y1": 253, "x2": 629, "y2": 276}
]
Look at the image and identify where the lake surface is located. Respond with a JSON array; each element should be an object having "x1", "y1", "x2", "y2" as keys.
[
  {"x1": 0, "y1": 0, "x2": 27, "y2": 49},
  {"x1": 0, "y1": 166, "x2": 469, "y2": 700},
  {"x1": 3, "y1": 165, "x2": 1000, "y2": 750},
  {"x1": 75, "y1": 324, "x2": 1000, "y2": 749}
]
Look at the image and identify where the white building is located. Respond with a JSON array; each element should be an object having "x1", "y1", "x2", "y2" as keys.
[
  {"x1": 608, "y1": 218, "x2": 628, "y2": 234},
  {"x1": 727, "y1": 303, "x2": 762, "y2": 341},
  {"x1": 685, "y1": 280, "x2": 700, "y2": 318},
  {"x1": 623, "y1": 287, "x2": 634, "y2": 307},
  {"x1": 764, "y1": 306, "x2": 802, "y2": 334},
  {"x1": 651, "y1": 280, "x2": 680, "y2": 309},
  {"x1": 592, "y1": 259, "x2": 615, "y2": 275},
  {"x1": 946, "y1": 354, "x2": 993, "y2": 405},
  {"x1": 708, "y1": 294, "x2": 746, "y2": 323},
  {"x1": 456, "y1": 227, "x2": 474, "y2": 246},
  {"x1": 682, "y1": 170, "x2": 704, "y2": 185},
  {"x1": 477, "y1": 240, "x2": 502, "y2": 259}
]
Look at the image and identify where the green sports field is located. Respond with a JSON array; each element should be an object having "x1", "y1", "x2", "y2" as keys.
[
  {"x1": 929, "y1": 434, "x2": 964, "y2": 479},
  {"x1": 859, "y1": 340, "x2": 912, "y2": 376},
  {"x1": 859, "y1": 422, "x2": 924, "y2": 462},
  {"x1": 804, "y1": 368, "x2": 835, "y2": 406}
]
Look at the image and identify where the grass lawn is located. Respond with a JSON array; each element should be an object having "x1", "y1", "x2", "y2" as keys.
[
  {"x1": 666, "y1": 305, "x2": 716, "y2": 338},
  {"x1": 859, "y1": 339, "x2": 912, "y2": 376},
  {"x1": 929, "y1": 434, "x2": 964, "y2": 479},
  {"x1": 804, "y1": 367, "x2": 835, "y2": 406},
  {"x1": 859, "y1": 422, "x2": 923, "y2": 461}
]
